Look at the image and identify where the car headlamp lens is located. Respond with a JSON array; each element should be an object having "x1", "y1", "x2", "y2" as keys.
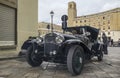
[{"x1": 55, "y1": 36, "x2": 64, "y2": 43}]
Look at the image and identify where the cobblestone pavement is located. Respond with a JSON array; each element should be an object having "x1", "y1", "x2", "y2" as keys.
[{"x1": 0, "y1": 47, "x2": 120, "y2": 78}]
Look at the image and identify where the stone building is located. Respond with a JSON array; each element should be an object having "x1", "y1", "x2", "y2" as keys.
[
  {"x1": 38, "y1": 22, "x2": 62, "y2": 35},
  {"x1": 68, "y1": 1, "x2": 120, "y2": 41},
  {"x1": 0, "y1": 0, "x2": 38, "y2": 52}
]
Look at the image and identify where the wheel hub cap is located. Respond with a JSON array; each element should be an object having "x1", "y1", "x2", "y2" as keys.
[
  {"x1": 79, "y1": 57, "x2": 82, "y2": 64},
  {"x1": 35, "y1": 50, "x2": 38, "y2": 53}
]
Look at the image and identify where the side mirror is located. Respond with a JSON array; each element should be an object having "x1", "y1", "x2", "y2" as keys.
[{"x1": 61, "y1": 15, "x2": 68, "y2": 30}]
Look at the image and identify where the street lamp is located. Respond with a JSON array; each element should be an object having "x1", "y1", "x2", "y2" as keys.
[{"x1": 50, "y1": 11, "x2": 54, "y2": 33}]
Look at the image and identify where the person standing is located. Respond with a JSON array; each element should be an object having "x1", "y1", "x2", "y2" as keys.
[
  {"x1": 102, "y1": 33, "x2": 108, "y2": 54},
  {"x1": 111, "y1": 39, "x2": 113, "y2": 47}
]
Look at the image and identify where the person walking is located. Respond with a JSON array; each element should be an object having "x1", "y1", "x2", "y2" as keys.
[
  {"x1": 111, "y1": 39, "x2": 113, "y2": 47},
  {"x1": 102, "y1": 33, "x2": 108, "y2": 54}
]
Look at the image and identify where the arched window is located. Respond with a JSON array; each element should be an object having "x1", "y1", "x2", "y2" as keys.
[
  {"x1": 103, "y1": 27, "x2": 105, "y2": 30},
  {"x1": 80, "y1": 20, "x2": 82, "y2": 23},
  {"x1": 108, "y1": 32, "x2": 110, "y2": 35},
  {"x1": 108, "y1": 21, "x2": 110, "y2": 24},
  {"x1": 103, "y1": 16, "x2": 105, "y2": 19},
  {"x1": 69, "y1": 4, "x2": 72, "y2": 8},
  {"x1": 76, "y1": 21, "x2": 78, "y2": 23}
]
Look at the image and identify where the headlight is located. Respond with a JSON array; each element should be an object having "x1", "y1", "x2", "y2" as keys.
[
  {"x1": 36, "y1": 37, "x2": 43, "y2": 43},
  {"x1": 55, "y1": 35, "x2": 64, "y2": 44}
]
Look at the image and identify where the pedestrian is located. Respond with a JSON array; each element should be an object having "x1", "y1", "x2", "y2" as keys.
[
  {"x1": 102, "y1": 33, "x2": 108, "y2": 54},
  {"x1": 118, "y1": 39, "x2": 120, "y2": 47},
  {"x1": 111, "y1": 39, "x2": 113, "y2": 47}
]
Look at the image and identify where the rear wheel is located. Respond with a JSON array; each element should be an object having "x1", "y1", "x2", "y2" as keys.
[
  {"x1": 26, "y1": 44, "x2": 42, "y2": 67},
  {"x1": 67, "y1": 45, "x2": 85, "y2": 75},
  {"x1": 97, "y1": 50, "x2": 103, "y2": 61}
]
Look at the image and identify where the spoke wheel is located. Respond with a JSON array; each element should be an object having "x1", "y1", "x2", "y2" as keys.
[
  {"x1": 67, "y1": 45, "x2": 85, "y2": 75},
  {"x1": 26, "y1": 44, "x2": 42, "y2": 67}
]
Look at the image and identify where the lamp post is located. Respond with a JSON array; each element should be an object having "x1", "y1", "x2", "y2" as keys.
[
  {"x1": 98, "y1": 22, "x2": 102, "y2": 41},
  {"x1": 50, "y1": 11, "x2": 54, "y2": 33}
]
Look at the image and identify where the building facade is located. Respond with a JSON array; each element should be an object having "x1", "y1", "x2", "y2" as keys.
[
  {"x1": 0, "y1": 0, "x2": 38, "y2": 52},
  {"x1": 68, "y1": 1, "x2": 120, "y2": 41},
  {"x1": 38, "y1": 22, "x2": 62, "y2": 35}
]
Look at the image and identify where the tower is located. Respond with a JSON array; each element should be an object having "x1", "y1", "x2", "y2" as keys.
[{"x1": 68, "y1": 1, "x2": 77, "y2": 27}]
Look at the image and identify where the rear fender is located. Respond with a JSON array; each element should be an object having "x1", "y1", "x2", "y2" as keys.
[{"x1": 91, "y1": 42, "x2": 103, "y2": 56}]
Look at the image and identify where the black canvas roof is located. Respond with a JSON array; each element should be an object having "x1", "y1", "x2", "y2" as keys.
[{"x1": 66, "y1": 26, "x2": 99, "y2": 40}]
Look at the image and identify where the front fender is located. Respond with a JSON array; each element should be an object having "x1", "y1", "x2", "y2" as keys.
[
  {"x1": 61, "y1": 39, "x2": 91, "y2": 53},
  {"x1": 19, "y1": 39, "x2": 38, "y2": 56},
  {"x1": 64, "y1": 39, "x2": 84, "y2": 44},
  {"x1": 21, "y1": 39, "x2": 37, "y2": 50}
]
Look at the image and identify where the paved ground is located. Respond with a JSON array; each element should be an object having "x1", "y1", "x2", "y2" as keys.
[
  {"x1": 0, "y1": 50, "x2": 18, "y2": 60},
  {"x1": 0, "y1": 47, "x2": 120, "y2": 78}
]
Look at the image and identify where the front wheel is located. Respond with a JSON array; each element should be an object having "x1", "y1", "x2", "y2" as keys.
[
  {"x1": 26, "y1": 44, "x2": 43, "y2": 67},
  {"x1": 67, "y1": 45, "x2": 85, "y2": 75}
]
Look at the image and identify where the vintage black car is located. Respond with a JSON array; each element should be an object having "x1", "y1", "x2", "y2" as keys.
[{"x1": 20, "y1": 15, "x2": 103, "y2": 75}]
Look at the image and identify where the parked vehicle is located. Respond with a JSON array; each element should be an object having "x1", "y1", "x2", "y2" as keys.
[{"x1": 20, "y1": 15, "x2": 103, "y2": 75}]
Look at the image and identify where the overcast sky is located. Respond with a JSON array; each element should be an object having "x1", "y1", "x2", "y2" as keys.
[{"x1": 38, "y1": 0, "x2": 120, "y2": 25}]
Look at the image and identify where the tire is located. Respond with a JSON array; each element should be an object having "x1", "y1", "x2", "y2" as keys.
[
  {"x1": 97, "y1": 50, "x2": 103, "y2": 61},
  {"x1": 26, "y1": 44, "x2": 42, "y2": 67},
  {"x1": 67, "y1": 45, "x2": 85, "y2": 75}
]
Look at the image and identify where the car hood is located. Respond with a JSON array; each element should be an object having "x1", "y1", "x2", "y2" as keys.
[{"x1": 45, "y1": 32, "x2": 77, "y2": 40}]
